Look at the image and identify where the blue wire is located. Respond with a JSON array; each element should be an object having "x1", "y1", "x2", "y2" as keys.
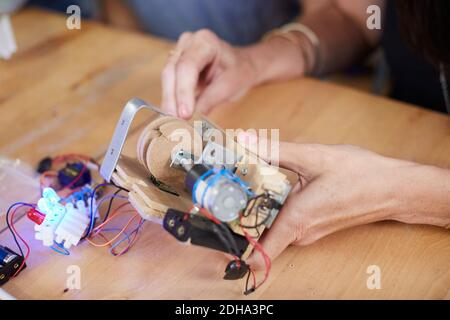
[
  {"x1": 5, "y1": 202, "x2": 36, "y2": 257},
  {"x1": 109, "y1": 220, "x2": 145, "y2": 255},
  {"x1": 50, "y1": 241, "x2": 70, "y2": 255},
  {"x1": 93, "y1": 194, "x2": 129, "y2": 217},
  {"x1": 82, "y1": 182, "x2": 110, "y2": 240},
  {"x1": 99, "y1": 227, "x2": 132, "y2": 255}
]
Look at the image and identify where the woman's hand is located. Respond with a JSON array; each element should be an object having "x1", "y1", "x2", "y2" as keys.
[
  {"x1": 238, "y1": 137, "x2": 450, "y2": 270},
  {"x1": 161, "y1": 29, "x2": 308, "y2": 119},
  {"x1": 160, "y1": 30, "x2": 260, "y2": 119}
]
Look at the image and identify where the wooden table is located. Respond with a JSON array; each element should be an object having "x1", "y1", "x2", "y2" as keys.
[{"x1": 0, "y1": 8, "x2": 449, "y2": 300}]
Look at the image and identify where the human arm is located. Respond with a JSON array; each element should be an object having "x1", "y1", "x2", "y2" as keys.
[
  {"x1": 239, "y1": 140, "x2": 450, "y2": 270},
  {"x1": 160, "y1": 0, "x2": 385, "y2": 118}
]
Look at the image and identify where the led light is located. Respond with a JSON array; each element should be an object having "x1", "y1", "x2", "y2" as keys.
[{"x1": 26, "y1": 208, "x2": 46, "y2": 225}]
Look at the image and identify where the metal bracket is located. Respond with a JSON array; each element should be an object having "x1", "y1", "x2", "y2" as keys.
[{"x1": 100, "y1": 98, "x2": 168, "y2": 182}]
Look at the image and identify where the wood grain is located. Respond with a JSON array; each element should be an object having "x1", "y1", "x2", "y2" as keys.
[{"x1": 0, "y1": 8, "x2": 448, "y2": 300}]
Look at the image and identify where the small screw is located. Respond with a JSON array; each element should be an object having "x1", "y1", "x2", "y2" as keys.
[
  {"x1": 168, "y1": 218, "x2": 175, "y2": 228},
  {"x1": 0, "y1": 274, "x2": 5, "y2": 280},
  {"x1": 13, "y1": 263, "x2": 19, "y2": 269},
  {"x1": 241, "y1": 168, "x2": 248, "y2": 175}
]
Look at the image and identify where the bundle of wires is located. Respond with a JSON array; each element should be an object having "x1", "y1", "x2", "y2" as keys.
[
  {"x1": 5, "y1": 202, "x2": 35, "y2": 276},
  {"x1": 196, "y1": 196, "x2": 272, "y2": 295},
  {"x1": 39, "y1": 153, "x2": 100, "y2": 196},
  {"x1": 3, "y1": 153, "x2": 143, "y2": 279},
  {"x1": 80, "y1": 182, "x2": 144, "y2": 256},
  {"x1": 37, "y1": 153, "x2": 144, "y2": 256},
  {"x1": 85, "y1": 200, "x2": 145, "y2": 256}
]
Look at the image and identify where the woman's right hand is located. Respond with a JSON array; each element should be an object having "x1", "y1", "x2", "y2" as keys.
[{"x1": 160, "y1": 29, "x2": 261, "y2": 119}]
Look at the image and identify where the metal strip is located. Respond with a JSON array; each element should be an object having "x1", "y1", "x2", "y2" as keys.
[{"x1": 100, "y1": 98, "x2": 168, "y2": 182}]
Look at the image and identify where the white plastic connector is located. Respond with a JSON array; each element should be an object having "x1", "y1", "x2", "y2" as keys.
[
  {"x1": 34, "y1": 188, "x2": 93, "y2": 249},
  {"x1": 35, "y1": 189, "x2": 66, "y2": 246},
  {"x1": 55, "y1": 201, "x2": 90, "y2": 249}
]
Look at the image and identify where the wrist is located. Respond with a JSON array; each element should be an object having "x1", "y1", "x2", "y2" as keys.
[
  {"x1": 241, "y1": 36, "x2": 308, "y2": 85},
  {"x1": 389, "y1": 163, "x2": 450, "y2": 227}
]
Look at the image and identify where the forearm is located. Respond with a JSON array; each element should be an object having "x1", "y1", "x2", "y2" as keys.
[
  {"x1": 242, "y1": 1, "x2": 381, "y2": 84},
  {"x1": 298, "y1": 2, "x2": 373, "y2": 74},
  {"x1": 392, "y1": 163, "x2": 450, "y2": 227}
]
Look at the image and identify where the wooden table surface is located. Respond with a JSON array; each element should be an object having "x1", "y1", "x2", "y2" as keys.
[{"x1": 0, "y1": 8, "x2": 449, "y2": 300}]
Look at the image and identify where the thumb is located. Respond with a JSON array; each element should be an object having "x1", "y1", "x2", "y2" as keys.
[{"x1": 246, "y1": 192, "x2": 301, "y2": 271}]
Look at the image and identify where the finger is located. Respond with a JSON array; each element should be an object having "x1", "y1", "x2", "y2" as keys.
[
  {"x1": 237, "y1": 133, "x2": 327, "y2": 177},
  {"x1": 246, "y1": 193, "x2": 301, "y2": 271},
  {"x1": 175, "y1": 30, "x2": 221, "y2": 119},
  {"x1": 161, "y1": 32, "x2": 192, "y2": 116},
  {"x1": 195, "y1": 70, "x2": 242, "y2": 114}
]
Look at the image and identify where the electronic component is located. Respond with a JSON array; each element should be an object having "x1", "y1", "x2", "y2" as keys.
[
  {"x1": 172, "y1": 150, "x2": 249, "y2": 222},
  {"x1": 223, "y1": 260, "x2": 249, "y2": 280},
  {"x1": 163, "y1": 209, "x2": 249, "y2": 258},
  {"x1": 0, "y1": 245, "x2": 25, "y2": 286},
  {"x1": 100, "y1": 98, "x2": 293, "y2": 293},
  {"x1": 57, "y1": 162, "x2": 92, "y2": 189},
  {"x1": 27, "y1": 208, "x2": 46, "y2": 225},
  {"x1": 37, "y1": 156, "x2": 53, "y2": 174},
  {"x1": 34, "y1": 188, "x2": 93, "y2": 249}
]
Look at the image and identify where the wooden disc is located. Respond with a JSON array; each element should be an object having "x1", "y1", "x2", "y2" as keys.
[
  {"x1": 136, "y1": 116, "x2": 180, "y2": 169},
  {"x1": 137, "y1": 128, "x2": 160, "y2": 169},
  {"x1": 145, "y1": 121, "x2": 203, "y2": 192}
]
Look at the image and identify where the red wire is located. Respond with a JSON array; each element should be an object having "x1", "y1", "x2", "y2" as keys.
[
  {"x1": 199, "y1": 207, "x2": 221, "y2": 225},
  {"x1": 239, "y1": 215, "x2": 271, "y2": 290},
  {"x1": 10, "y1": 206, "x2": 31, "y2": 277},
  {"x1": 114, "y1": 218, "x2": 144, "y2": 256},
  {"x1": 52, "y1": 154, "x2": 93, "y2": 164}
]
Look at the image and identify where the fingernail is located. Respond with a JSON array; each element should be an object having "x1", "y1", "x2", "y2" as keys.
[
  {"x1": 248, "y1": 133, "x2": 257, "y2": 144},
  {"x1": 238, "y1": 131, "x2": 257, "y2": 144},
  {"x1": 179, "y1": 103, "x2": 190, "y2": 118},
  {"x1": 237, "y1": 132, "x2": 249, "y2": 144}
]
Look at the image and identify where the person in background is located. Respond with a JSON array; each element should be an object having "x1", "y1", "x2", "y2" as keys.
[
  {"x1": 160, "y1": 0, "x2": 449, "y2": 116},
  {"x1": 159, "y1": 0, "x2": 450, "y2": 270},
  {"x1": 28, "y1": 0, "x2": 301, "y2": 45}
]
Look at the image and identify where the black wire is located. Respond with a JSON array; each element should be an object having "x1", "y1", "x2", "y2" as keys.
[
  {"x1": 5, "y1": 203, "x2": 34, "y2": 257},
  {"x1": 102, "y1": 188, "x2": 123, "y2": 223},
  {"x1": 240, "y1": 193, "x2": 272, "y2": 234},
  {"x1": 6, "y1": 208, "x2": 23, "y2": 257},
  {"x1": 217, "y1": 222, "x2": 240, "y2": 257},
  {"x1": 240, "y1": 206, "x2": 272, "y2": 230},
  {"x1": 242, "y1": 193, "x2": 265, "y2": 217},
  {"x1": 110, "y1": 180, "x2": 130, "y2": 193},
  {"x1": 81, "y1": 183, "x2": 129, "y2": 241},
  {"x1": 254, "y1": 206, "x2": 261, "y2": 237},
  {"x1": 243, "y1": 268, "x2": 255, "y2": 295},
  {"x1": 244, "y1": 268, "x2": 251, "y2": 292}
]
